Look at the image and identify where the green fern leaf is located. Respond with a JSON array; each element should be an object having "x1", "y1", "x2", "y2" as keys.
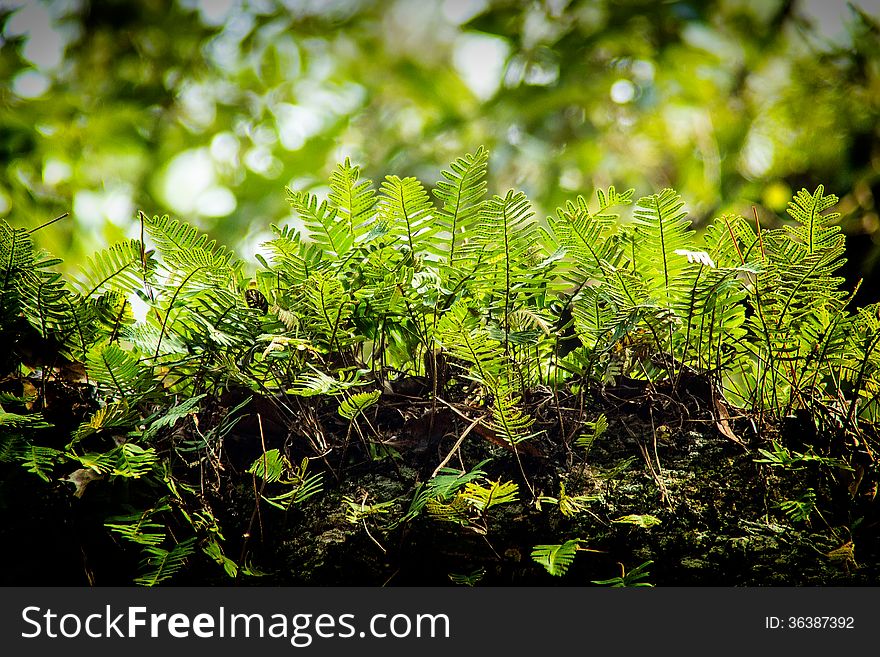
[
  {"x1": 19, "y1": 444, "x2": 63, "y2": 482},
  {"x1": 433, "y1": 146, "x2": 489, "y2": 262},
  {"x1": 287, "y1": 188, "x2": 353, "y2": 260},
  {"x1": 86, "y1": 342, "x2": 157, "y2": 400},
  {"x1": 105, "y1": 506, "x2": 171, "y2": 547},
  {"x1": 546, "y1": 186, "x2": 632, "y2": 285},
  {"x1": 338, "y1": 390, "x2": 381, "y2": 420},
  {"x1": 135, "y1": 537, "x2": 197, "y2": 587},
  {"x1": 302, "y1": 270, "x2": 352, "y2": 348},
  {"x1": 785, "y1": 185, "x2": 843, "y2": 257},
  {"x1": 260, "y1": 224, "x2": 322, "y2": 286},
  {"x1": 379, "y1": 175, "x2": 437, "y2": 255},
  {"x1": 448, "y1": 567, "x2": 486, "y2": 586},
  {"x1": 426, "y1": 495, "x2": 473, "y2": 526},
  {"x1": 74, "y1": 239, "x2": 150, "y2": 297},
  {"x1": 630, "y1": 188, "x2": 697, "y2": 311},
  {"x1": 531, "y1": 539, "x2": 582, "y2": 577},
  {"x1": 142, "y1": 394, "x2": 207, "y2": 440},
  {"x1": 248, "y1": 448, "x2": 288, "y2": 483},
  {"x1": 461, "y1": 479, "x2": 519, "y2": 511},
  {"x1": 143, "y1": 215, "x2": 237, "y2": 284},
  {"x1": 328, "y1": 157, "x2": 377, "y2": 236},
  {"x1": 112, "y1": 443, "x2": 159, "y2": 478}
]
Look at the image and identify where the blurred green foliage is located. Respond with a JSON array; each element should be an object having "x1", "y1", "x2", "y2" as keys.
[{"x1": 1, "y1": 0, "x2": 878, "y2": 291}]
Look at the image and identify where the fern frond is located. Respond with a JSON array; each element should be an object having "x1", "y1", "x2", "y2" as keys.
[
  {"x1": 489, "y1": 389, "x2": 536, "y2": 445},
  {"x1": 71, "y1": 401, "x2": 135, "y2": 446},
  {"x1": 73, "y1": 239, "x2": 151, "y2": 297},
  {"x1": 461, "y1": 479, "x2": 519, "y2": 511},
  {"x1": 379, "y1": 175, "x2": 437, "y2": 255},
  {"x1": 546, "y1": 186, "x2": 633, "y2": 285},
  {"x1": 111, "y1": 443, "x2": 159, "y2": 478},
  {"x1": 0, "y1": 220, "x2": 34, "y2": 277},
  {"x1": 248, "y1": 448, "x2": 288, "y2": 483},
  {"x1": 16, "y1": 265, "x2": 77, "y2": 339},
  {"x1": 433, "y1": 146, "x2": 489, "y2": 262},
  {"x1": 448, "y1": 568, "x2": 486, "y2": 586},
  {"x1": 426, "y1": 495, "x2": 473, "y2": 526},
  {"x1": 302, "y1": 270, "x2": 353, "y2": 348},
  {"x1": 86, "y1": 342, "x2": 157, "y2": 400},
  {"x1": 142, "y1": 394, "x2": 206, "y2": 440},
  {"x1": 143, "y1": 214, "x2": 237, "y2": 274},
  {"x1": 261, "y1": 457, "x2": 323, "y2": 508},
  {"x1": 1, "y1": 221, "x2": 35, "y2": 325},
  {"x1": 629, "y1": 188, "x2": 697, "y2": 310},
  {"x1": 287, "y1": 367, "x2": 367, "y2": 397},
  {"x1": 531, "y1": 538, "x2": 582, "y2": 576},
  {"x1": 287, "y1": 188, "x2": 353, "y2": 260},
  {"x1": 259, "y1": 224, "x2": 323, "y2": 285},
  {"x1": 473, "y1": 190, "x2": 547, "y2": 307},
  {"x1": 105, "y1": 506, "x2": 171, "y2": 547},
  {"x1": 328, "y1": 157, "x2": 377, "y2": 236},
  {"x1": 19, "y1": 444, "x2": 64, "y2": 482},
  {"x1": 135, "y1": 537, "x2": 197, "y2": 587},
  {"x1": 785, "y1": 185, "x2": 843, "y2": 257},
  {"x1": 0, "y1": 411, "x2": 53, "y2": 430},
  {"x1": 434, "y1": 300, "x2": 505, "y2": 388},
  {"x1": 338, "y1": 390, "x2": 381, "y2": 420},
  {"x1": 613, "y1": 514, "x2": 662, "y2": 528}
]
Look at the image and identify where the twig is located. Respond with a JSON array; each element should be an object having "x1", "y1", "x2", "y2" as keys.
[
  {"x1": 27, "y1": 212, "x2": 69, "y2": 234},
  {"x1": 359, "y1": 491, "x2": 387, "y2": 554},
  {"x1": 431, "y1": 413, "x2": 483, "y2": 479},
  {"x1": 236, "y1": 413, "x2": 267, "y2": 582}
]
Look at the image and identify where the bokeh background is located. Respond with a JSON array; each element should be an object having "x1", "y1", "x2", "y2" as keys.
[{"x1": 2, "y1": 0, "x2": 879, "y2": 298}]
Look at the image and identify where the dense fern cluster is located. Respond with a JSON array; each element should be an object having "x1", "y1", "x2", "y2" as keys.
[{"x1": 1, "y1": 147, "x2": 877, "y2": 584}]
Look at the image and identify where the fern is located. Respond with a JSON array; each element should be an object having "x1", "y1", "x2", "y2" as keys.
[
  {"x1": 433, "y1": 146, "x2": 489, "y2": 263},
  {"x1": 143, "y1": 394, "x2": 207, "y2": 440},
  {"x1": 545, "y1": 186, "x2": 633, "y2": 289},
  {"x1": 134, "y1": 537, "x2": 197, "y2": 587},
  {"x1": 143, "y1": 214, "x2": 238, "y2": 277},
  {"x1": 287, "y1": 187, "x2": 353, "y2": 261},
  {"x1": 287, "y1": 366, "x2": 367, "y2": 397},
  {"x1": 531, "y1": 538, "x2": 582, "y2": 577},
  {"x1": 249, "y1": 452, "x2": 324, "y2": 509},
  {"x1": 470, "y1": 190, "x2": 548, "y2": 338},
  {"x1": 398, "y1": 461, "x2": 491, "y2": 526},
  {"x1": 105, "y1": 506, "x2": 171, "y2": 547},
  {"x1": 785, "y1": 185, "x2": 845, "y2": 261},
  {"x1": 592, "y1": 560, "x2": 654, "y2": 587},
  {"x1": 259, "y1": 224, "x2": 322, "y2": 286},
  {"x1": 0, "y1": 220, "x2": 34, "y2": 278},
  {"x1": 613, "y1": 514, "x2": 662, "y2": 528},
  {"x1": 489, "y1": 389, "x2": 536, "y2": 445},
  {"x1": 329, "y1": 158, "x2": 377, "y2": 237},
  {"x1": 434, "y1": 300, "x2": 506, "y2": 388},
  {"x1": 448, "y1": 568, "x2": 486, "y2": 586},
  {"x1": 426, "y1": 495, "x2": 473, "y2": 526},
  {"x1": 629, "y1": 188, "x2": 696, "y2": 312},
  {"x1": 379, "y1": 175, "x2": 438, "y2": 256},
  {"x1": 70, "y1": 402, "x2": 134, "y2": 446},
  {"x1": 461, "y1": 479, "x2": 519, "y2": 511},
  {"x1": 73, "y1": 239, "x2": 151, "y2": 298},
  {"x1": 86, "y1": 342, "x2": 157, "y2": 401},
  {"x1": 110, "y1": 443, "x2": 159, "y2": 478},
  {"x1": 338, "y1": 390, "x2": 381, "y2": 419},
  {"x1": 7, "y1": 149, "x2": 877, "y2": 588},
  {"x1": 19, "y1": 444, "x2": 64, "y2": 482},
  {"x1": 302, "y1": 270, "x2": 352, "y2": 349},
  {"x1": 247, "y1": 448, "x2": 287, "y2": 483},
  {"x1": 778, "y1": 489, "x2": 816, "y2": 523}
]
